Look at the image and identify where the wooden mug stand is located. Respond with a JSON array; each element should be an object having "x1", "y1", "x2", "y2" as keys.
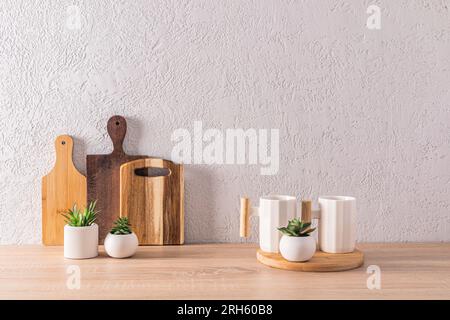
[
  {"x1": 256, "y1": 249, "x2": 364, "y2": 272},
  {"x1": 247, "y1": 199, "x2": 364, "y2": 272}
]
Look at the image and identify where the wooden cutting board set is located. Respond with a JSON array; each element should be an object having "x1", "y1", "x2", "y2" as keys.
[{"x1": 42, "y1": 116, "x2": 184, "y2": 246}]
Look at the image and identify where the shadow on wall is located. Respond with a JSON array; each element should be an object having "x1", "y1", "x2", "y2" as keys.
[
  {"x1": 121, "y1": 116, "x2": 145, "y2": 155},
  {"x1": 183, "y1": 165, "x2": 217, "y2": 242}
]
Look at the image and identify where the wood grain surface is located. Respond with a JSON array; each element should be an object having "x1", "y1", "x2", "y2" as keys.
[
  {"x1": 257, "y1": 249, "x2": 364, "y2": 272},
  {"x1": 87, "y1": 116, "x2": 146, "y2": 244},
  {"x1": 120, "y1": 158, "x2": 184, "y2": 245},
  {"x1": 42, "y1": 135, "x2": 86, "y2": 245},
  {"x1": 0, "y1": 243, "x2": 449, "y2": 299},
  {"x1": 239, "y1": 197, "x2": 251, "y2": 237},
  {"x1": 301, "y1": 200, "x2": 312, "y2": 223}
]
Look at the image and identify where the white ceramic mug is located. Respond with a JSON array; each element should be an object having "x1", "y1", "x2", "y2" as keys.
[
  {"x1": 240, "y1": 195, "x2": 296, "y2": 253},
  {"x1": 312, "y1": 196, "x2": 356, "y2": 253}
]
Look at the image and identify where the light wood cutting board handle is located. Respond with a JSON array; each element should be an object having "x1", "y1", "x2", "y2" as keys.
[
  {"x1": 301, "y1": 200, "x2": 312, "y2": 224},
  {"x1": 54, "y1": 135, "x2": 74, "y2": 165}
]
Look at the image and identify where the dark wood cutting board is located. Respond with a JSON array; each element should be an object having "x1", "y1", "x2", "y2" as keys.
[{"x1": 87, "y1": 115, "x2": 146, "y2": 243}]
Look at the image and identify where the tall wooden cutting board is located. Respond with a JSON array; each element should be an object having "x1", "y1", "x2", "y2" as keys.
[
  {"x1": 42, "y1": 135, "x2": 87, "y2": 245},
  {"x1": 120, "y1": 158, "x2": 184, "y2": 245},
  {"x1": 87, "y1": 116, "x2": 147, "y2": 243}
]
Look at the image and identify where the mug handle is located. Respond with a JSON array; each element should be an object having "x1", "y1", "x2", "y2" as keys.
[
  {"x1": 240, "y1": 197, "x2": 259, "y2": 237},
  {"x1": 302, "y1": 200, "x2": 321, "y2": 250},
  {"x1": 301, "y1": 200, "x2": 321, "y2": 221}
]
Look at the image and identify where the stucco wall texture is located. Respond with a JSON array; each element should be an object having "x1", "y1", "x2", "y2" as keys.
[{"x1": 1, "y1": 1, "x2": 449, "y2": 244}]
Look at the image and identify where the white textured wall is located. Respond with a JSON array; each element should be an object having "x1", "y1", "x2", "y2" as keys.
[{"x1": 1, "y1": 1, "x2": 449, "y2": 244}]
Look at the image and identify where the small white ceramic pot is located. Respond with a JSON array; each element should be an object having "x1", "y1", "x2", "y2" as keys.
[
  {"x1": 64, "y1": 224, "x2": 98, "y2": 259},
  {"x1": 104, "y1": 233, "x2": 138, "y2": 258},
  {"x1": 279, "y1": 235, "x2": 316, "y2": 262}
]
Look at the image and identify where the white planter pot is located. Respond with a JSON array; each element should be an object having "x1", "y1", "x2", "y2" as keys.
[
  {"x1": 64, "y1": 224, "x2": 98, "y2": 259},
  {"x1": 104, "y1": 233, "x2": 138, "y2": 258},
  {"x1": 279, "y1": 235, "x2": 316, "y2": 262}
]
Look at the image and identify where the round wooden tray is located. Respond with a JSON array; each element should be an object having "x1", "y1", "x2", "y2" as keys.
[{"x1": 257, "y1": 249, "x2": 364, "y2": 272}]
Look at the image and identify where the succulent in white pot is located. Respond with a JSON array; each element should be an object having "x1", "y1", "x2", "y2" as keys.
[
  {"x1": 63, "y1": 201, "x2": 99, "y2": 259},
  {"x1": 278, "y1": 218, "x2": 316, "y2": 262},
  {"x1": 104, "y1": 217, "x2": 138, "y2": 258}
]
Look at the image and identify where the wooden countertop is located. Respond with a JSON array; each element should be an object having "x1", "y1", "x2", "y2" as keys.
[{"x1": 0, "y1": 243, "x2": 449, "y2": 300}]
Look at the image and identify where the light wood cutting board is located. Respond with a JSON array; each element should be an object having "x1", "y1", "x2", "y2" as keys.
[
  {"x1": 42, "y1": 135, "x2": 87, "y2": 245},
  {"x1": 87, "y1": 116, "x2": 147, "y2": 244},
  {"x1": 120, "y1": 158, "x2": 184, "y2": 245}
]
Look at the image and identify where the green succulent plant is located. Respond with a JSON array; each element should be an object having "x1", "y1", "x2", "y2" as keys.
[
  {"x1": 110, "y1": 217, "x2": 132, "y2": 235},
  {"x1": 62, "y1": 201, "x2": 98, "y2": 227},
  {"x1": 278, "y1": 218, "x2": 316, "y2": 237}
]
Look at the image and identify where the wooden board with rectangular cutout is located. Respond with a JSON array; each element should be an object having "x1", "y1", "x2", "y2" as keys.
[
  {"x1": 42, "y1": 135, "x2": 86, "y2": 245},
  {"x1": 120, "y1": 158, "x2": 184, "y2": 245}
]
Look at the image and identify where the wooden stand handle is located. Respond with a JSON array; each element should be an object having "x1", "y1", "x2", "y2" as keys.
[
  {"x1": 301, "y1": 200, "x2": 312, "y2": 224},
  {"x1": 240, "y1": 197, "x2": 251, "y2": 237}
]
